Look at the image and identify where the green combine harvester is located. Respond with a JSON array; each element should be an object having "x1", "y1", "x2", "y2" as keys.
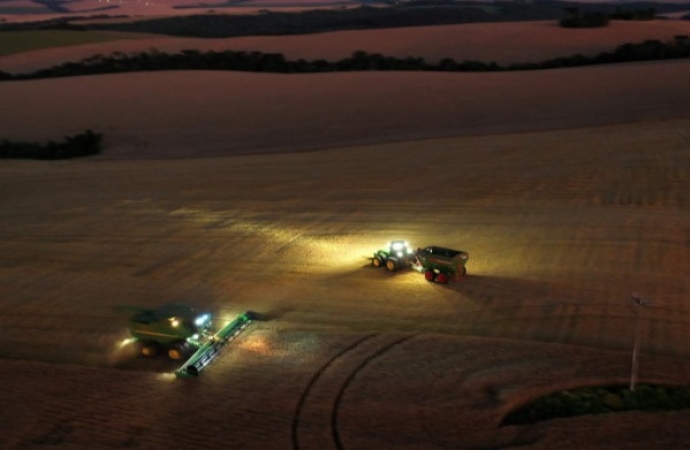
[
  {"x1": 124, "y1": 302, "x2": 253, "y2": 379},
  {"x1": 371, "y1": 240, "x2": 469, "y2": 283}
]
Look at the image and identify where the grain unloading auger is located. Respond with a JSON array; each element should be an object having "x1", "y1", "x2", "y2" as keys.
[{"x1": 119, "y1": 302, "x2": 254, "y2": 379}]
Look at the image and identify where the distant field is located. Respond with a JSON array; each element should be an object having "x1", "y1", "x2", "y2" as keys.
[{"x1": 0, "y1": 29, "x2": 138, "y2": 56}]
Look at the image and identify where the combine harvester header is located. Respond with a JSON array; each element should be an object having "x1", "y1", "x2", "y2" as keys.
[{"x1": 174, "y1": 311, "x2": 253, "y2": 378}]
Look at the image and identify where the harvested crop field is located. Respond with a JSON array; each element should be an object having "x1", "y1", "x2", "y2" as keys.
[{"x1": 1, "y1": 14, "x2": 690, "y2": 450}]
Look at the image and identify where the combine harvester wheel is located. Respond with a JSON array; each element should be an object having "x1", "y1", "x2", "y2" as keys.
[
  {"x1": 168, "y1": 343, "x2": 189, "y2": 361},
  {"x1": 139, "y1": 343, "x2": 158, "y2": 357}
]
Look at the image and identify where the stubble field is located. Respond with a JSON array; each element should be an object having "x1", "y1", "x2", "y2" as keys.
[{"x1": 1, "y1": 16, "x2": 690, "y2": 450}]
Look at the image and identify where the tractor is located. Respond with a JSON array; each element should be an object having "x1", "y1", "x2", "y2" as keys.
[
  {"x1": 371, "y1": 240, "x2": 469, "y2": 283},
  {"x1": 372, "y1": 240, "x2": 417, "y2": 272}
]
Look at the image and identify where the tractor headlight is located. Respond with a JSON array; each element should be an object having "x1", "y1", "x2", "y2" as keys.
[
  {"x1": 391, "y1": 241, "x2": 404, "y2": 252},
  {"x1": 391, "y1": 240, "x2": 413, "y2": 255}
]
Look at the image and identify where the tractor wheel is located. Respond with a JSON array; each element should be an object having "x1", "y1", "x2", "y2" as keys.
[
  {"x1": 424, "y1": 269, "x2": 436, "y2": 282},
  {"x1": 459, "y1": 266, "x2": 467, "y2": 277},
  {"x1": 372, "y1": 256, "x2": 383, "y2": 268},
  {"x1": 139, "y1": 342, "x2": 158, "y2": 358},
  {"x1": 386, "y1": 257, "x2": 399, "y2": 272},
  {"x1": 436, "y1": 273, "x2": 449, "y2": 284},
  {"x1": 167, "y1": 343, "x2": 188, "y2": 361}
]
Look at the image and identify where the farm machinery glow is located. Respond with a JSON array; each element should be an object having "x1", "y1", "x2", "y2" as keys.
[
  {"x1": 371, "y1": 240, "x2": 469, "y2": 283},
  {"x1": 123, "y1": 302, "x2": 253, "y2": 378}
]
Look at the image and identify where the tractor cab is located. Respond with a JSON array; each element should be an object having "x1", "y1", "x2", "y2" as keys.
[{"x1": 388, "y1": 240, "x2": 415, "y2": 258}]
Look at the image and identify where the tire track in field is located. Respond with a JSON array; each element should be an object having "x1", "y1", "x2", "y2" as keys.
[
  {"x1": 331, "y1": 333, "x2": 418, "y2": 450},
  {"x1": 292, "y1": 333, "x2": 378, "y2": 450},
  {"x1": 292, "y1": 332, "x2": 418, "y2": 450}
]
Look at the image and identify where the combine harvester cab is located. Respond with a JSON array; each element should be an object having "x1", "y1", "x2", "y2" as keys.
[
  {"x1": 124, "y1": 302, "x2": 254, "y2": 378},
  {"x1": 371, "y1": 241, "x2": 469, "y2": 283},
  {"x1": 127, "y1": 302, "x2": 213, "y2": 360}
]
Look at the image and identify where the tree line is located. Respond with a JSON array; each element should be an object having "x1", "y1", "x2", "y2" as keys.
[
  {"x1": 1, "y1": 36, "x2": 688, "y2": 82},
  {"x1": 0, "y1": 129, "x2": 103, "y2": 159},
  {"x1": 560, "y1": 6, "x2": 660, "y2": 28},
  {"x1": 2, "y1": 2, "x2": 688, "y2": 35},
  {"x1": 0, "y1": 3, "x2": 568, "y2": 35}
]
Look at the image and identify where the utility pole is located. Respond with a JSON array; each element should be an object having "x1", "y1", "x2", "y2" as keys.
[{"x1": 629, "y1": 294, "x2": 647, "y2": 391}]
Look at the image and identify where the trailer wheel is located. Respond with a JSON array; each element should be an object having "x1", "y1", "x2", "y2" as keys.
[
  {"x1": 424, "y1": 269, "x2": 436, "y2": 282},
  {"x1": 386, "y1": 257, "x2": 399, "y2": 272},
  {"x1": 372, "y1": 256, "x2": 383, "y2": 268},
  {"x1": 436, "y1": 273, "x2": 449, "y2": 284}
]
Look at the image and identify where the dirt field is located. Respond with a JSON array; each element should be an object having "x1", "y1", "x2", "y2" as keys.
[{"x1": 1, "y1": 16, "x2": 690, "y2": 450}]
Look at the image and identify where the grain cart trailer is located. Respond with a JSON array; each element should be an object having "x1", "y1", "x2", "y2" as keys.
[{"x1": 414, "y1": 245, "x2": 469, "y2": 283}]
